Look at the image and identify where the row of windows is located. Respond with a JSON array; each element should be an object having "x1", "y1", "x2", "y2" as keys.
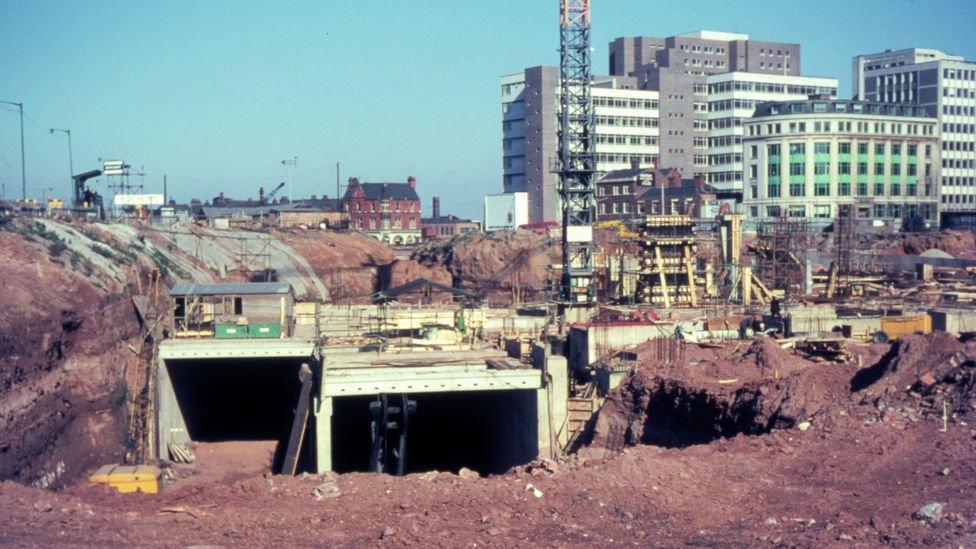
[
  {"x1": 595, "y1": 115, "x2": 658, "y2": 128},
  {"x1": 943, "y1": 158, "x2": 976, "y2": 169},
  {"x1": 944, "y1": 141, "x2": 976, "y2": 152},
  {"x1": 753, "y1": 203, "x2": 933, "y2": 221},
  {"x1": 768, "y1": 142, "x2": 926, "y2": 157},
  {"x1": 598, "y1": 184, "x2": 636, "y2": 196},
  {"x1": 768, "y1": 102, "x2": 927, "y2": 117},
  {"x1": 595, "y1": 134, "x2": 659, "y2": 146},
  {"x1": 944, "y1": 177, "x2": 976, "y2": 186},
  {"x1": 943, "y1": 87, "x2": 976, "y2": 99},
  {"x1": 748, "y1": 120, "x2": 936, "y2": 137},
  {"x1": 709, "y1": 81, "x2": 836, "y2": 96},
  {"x1": 942, "y1": 105, "x2": 976, "y2": 116},
  {"x1": 683, "y1": 57, "x2": 727, "y2": 69},
  {"x1": 709, "y1": 153, "x2": 743, "y2": 166},
  {"x1": 592, "y1": 97, "x2": 659, "y2": 110},
  {"x1": 348, "y1": 201, "x2": 418, "y2": 213},
  {"x1": 942, "y1": 123, "x2": 976, "y2": 134},
  {"x1": 354, "y1": 217, "x2": 418, "y2": 230},
  {"x1": 709, "y1": 99, "x2": 755, "y2": 112},
  {"x1": 679, "y1": 43, "x2": 726, "y2": 55},
  {"x1": 709, "y1": 117, "x2": 745, "y2": 130},
  {"x1": 775, "y1": 161, "x2": 922, "y2": 177},
  {"x1": 944, "y1": 68, "x2": 976, "y2": 81},
  {"x1": 709, "y1": 135, "x2": 743, "y2": 148},
  {"x1": 596, "y1": 153, "x2": 655, "y2": 164},
  {"x1": 944, "y1": 194, "x2": 976, "y2": 205},
  {"x1": 765, "y1": 181, "x2": 923, "y2": 199},
  {"x1": 710, "y1": 171, "x2": 742, "y2": 183}
]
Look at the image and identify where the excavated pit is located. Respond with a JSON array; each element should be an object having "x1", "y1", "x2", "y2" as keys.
[
  {"x1": 585, "y1": 338, "x2": 861, "y2": 454},
  {"x1": 331, "y1": 389, "x2": 539, "y2": 475}
]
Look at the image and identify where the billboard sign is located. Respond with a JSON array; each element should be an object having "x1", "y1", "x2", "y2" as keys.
[{"x1": 114, "y1": 193, "x2": 164, "y2": 206}]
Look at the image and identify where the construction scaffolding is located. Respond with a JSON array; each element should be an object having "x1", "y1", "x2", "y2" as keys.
[
  {"x1": 826, "y1": 205, "x2": 855, "y2": 299},
  {"x1": 635, "y1": 214, "x2": 698, "y2": 308},
  {"x1": 753, "y1": 217, "x2": 810, "y2": 301}
]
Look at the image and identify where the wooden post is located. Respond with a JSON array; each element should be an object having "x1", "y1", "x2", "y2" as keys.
[
  {"x1": 282, "y1": 363, "x2": 313, "y2": 475},
  {"x1": 655, "y1": 245, "x2": 670, "y2": 308},
  {"x1": 742, "y1": 266, "x2": 753, "y2": 306}
]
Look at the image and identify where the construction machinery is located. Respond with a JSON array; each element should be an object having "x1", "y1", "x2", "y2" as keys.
[
  {"x1": 71, "y1": 169, "x2": 105, "y2": 219},
  {"x1": 259, "y1": 182, "x2": 286, "y2": 205}
]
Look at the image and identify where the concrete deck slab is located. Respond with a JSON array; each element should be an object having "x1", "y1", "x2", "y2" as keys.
[{"x1": 159, "y1": 339, "x2": 317, "y2": 360}]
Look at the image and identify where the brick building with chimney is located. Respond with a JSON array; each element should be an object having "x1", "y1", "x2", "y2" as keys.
[
  {"x1": 596, "y1": 159, "x2": 715, "y2": 220},
  {"x1": 341, "y1": 176, "x2": 422, "y2": 245},
  {"x1": 421, "y1": 197, "x2": 479, "y2": 240}
]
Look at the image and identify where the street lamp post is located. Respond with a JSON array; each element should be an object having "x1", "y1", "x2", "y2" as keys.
[
  {"x1": 50, "y1": 128, "x2": 73, "y2": 187},
  {"x1": 1, "y1": 100, "x2": 26, "y2": 201},
  {"x1": 281, "y1": 157, "x2": 297, "y2": 204}
]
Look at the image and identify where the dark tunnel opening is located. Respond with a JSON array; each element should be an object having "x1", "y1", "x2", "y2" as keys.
[
  {"x1": 331, "y1": 390, "x2": 539, "y2": 476},
  {"x1": 166, "y1": 358, "x2": 314, "y2": 473}
]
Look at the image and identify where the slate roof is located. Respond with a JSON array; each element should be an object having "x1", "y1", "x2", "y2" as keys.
[{"x1": 345, "y1": 182, "x2": 419, "y2": 202}]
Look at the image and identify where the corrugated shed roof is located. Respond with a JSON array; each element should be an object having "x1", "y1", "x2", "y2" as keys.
[{"x1": 171, "y1": 282, "x2": 293, "y2": 296}]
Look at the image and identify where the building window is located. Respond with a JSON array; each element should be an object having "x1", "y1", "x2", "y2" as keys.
[
  {"x1": 838, "y1": 181, "x2": 851, "y2": 196},
  {"x1": 790, "y1": 162, "x2": 805, "y2": 176},
  {"x1": 814, "y1": 142, "x2": 830, "y2": 155},
  {"x1": 789, "y1": 181, "x2": 805, "y2": 197},
  {"x1": 814, "y1": 181, "x2": 829, "y2": 196},
  {"x1": 875, "y1": 162, "x2": 885, "y2": 176},
  {"x1": 768, "y1": 183, "x2": 781, "y2": 198}
]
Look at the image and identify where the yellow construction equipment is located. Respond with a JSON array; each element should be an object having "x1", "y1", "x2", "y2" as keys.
[
  {"x1": 594, "y1": 219, "x2": 638, "y2": 239},
  {"x1": 88, "y1": 464, "x2": 161, "y2": 494},
  {"x1": 880, "y1": 314, "x2": 932, "y2": 339}
]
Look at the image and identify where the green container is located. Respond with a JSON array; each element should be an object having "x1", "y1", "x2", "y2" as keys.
[
  {"x1": 249, "y1": 323, "x2": 282, "y2": 339},
  {"x1": 215, "y1": 324, "x2": 248, "y2": 339}
]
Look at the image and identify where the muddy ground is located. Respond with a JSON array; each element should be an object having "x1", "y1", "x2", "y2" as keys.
[{"x1": 2, "y1": 332, "x2": 974, "y2": 546}]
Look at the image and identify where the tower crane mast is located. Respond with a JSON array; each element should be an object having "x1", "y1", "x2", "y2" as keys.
[{"x1": 557, "y1": 0, "x2": 596, "y2": 307}]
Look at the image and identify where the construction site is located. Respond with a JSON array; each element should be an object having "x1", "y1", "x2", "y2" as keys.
[{"x1": 3, "y1": 3, "x2": 976, "y2": 548}]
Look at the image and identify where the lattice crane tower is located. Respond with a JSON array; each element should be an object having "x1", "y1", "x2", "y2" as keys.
[{"x1": 557, "y1": 0, "x2": 596, "y2": 307}]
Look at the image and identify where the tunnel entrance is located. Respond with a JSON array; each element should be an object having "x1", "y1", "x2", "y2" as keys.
[
  {"x1": 166, "y1": 358, "x2": 314, "y2": 473},
  {"x1": 331, "y1": 389, "x2": 539, "y2": 476}
]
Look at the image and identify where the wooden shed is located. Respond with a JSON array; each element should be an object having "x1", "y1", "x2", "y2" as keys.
[{"x1": 171, "y1": 282, "x2": 294, "y2": 339}]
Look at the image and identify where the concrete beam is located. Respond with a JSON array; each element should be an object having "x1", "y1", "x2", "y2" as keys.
[
  {"x1": 321, "y1": 366, "x2": 541, "y2": 397},
  {"x1": 159, "y1": 339, "x2": 317, "y2": 360}
]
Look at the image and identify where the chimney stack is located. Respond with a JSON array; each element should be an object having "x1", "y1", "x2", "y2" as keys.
[
  {"x1": 630, "y1": 156, "x2": 640, "y2": 170},
  {"x1": 432, "y1": 196, "x2": 440, "y2": 219},
  {"x1": 407, "y1": 176, "x2": 416, "y2": 189}
]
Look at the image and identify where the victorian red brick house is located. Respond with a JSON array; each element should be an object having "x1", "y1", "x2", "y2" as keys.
[{"x1": 341, "y1": 176, "x2": 422, "y2": 245}]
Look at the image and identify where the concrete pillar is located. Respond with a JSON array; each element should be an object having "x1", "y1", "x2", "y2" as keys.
[
  {"x1": 535, "y1": 388, "x2": 553, "y2": 460},
  {"x1": 314, "y1": 396, "x2": 333, "y2": 472},
  {"x1": 156, "y1": 358, "x2": 190, "y2": 459}
]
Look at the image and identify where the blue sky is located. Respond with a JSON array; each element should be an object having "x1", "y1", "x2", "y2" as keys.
[{"x1": 1, "y1": 0, "x2": 974, "y2": 219}]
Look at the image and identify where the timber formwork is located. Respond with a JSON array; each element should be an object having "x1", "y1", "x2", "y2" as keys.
[{"x1": 635, "y1": 215, "x2": 698, "y2": 308}]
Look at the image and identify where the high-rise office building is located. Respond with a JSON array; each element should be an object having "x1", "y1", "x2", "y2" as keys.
[
  {"x1": 853, "y1": 48, "x2": 976, "y2": 227},
  {"x1": 706, "y1": 72, "x2": 837, "y2": 193},
  {"x1": 501, "y1": 66, "x2": 660, "y2": 223},
  {"x1": 609, "y1": 31, "x2": 801, "y2": 181}
]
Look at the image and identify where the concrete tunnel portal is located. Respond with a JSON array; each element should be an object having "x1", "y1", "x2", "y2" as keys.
[{"x1": 157, "y1": 341, "x2": 559, "y2": 476}]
